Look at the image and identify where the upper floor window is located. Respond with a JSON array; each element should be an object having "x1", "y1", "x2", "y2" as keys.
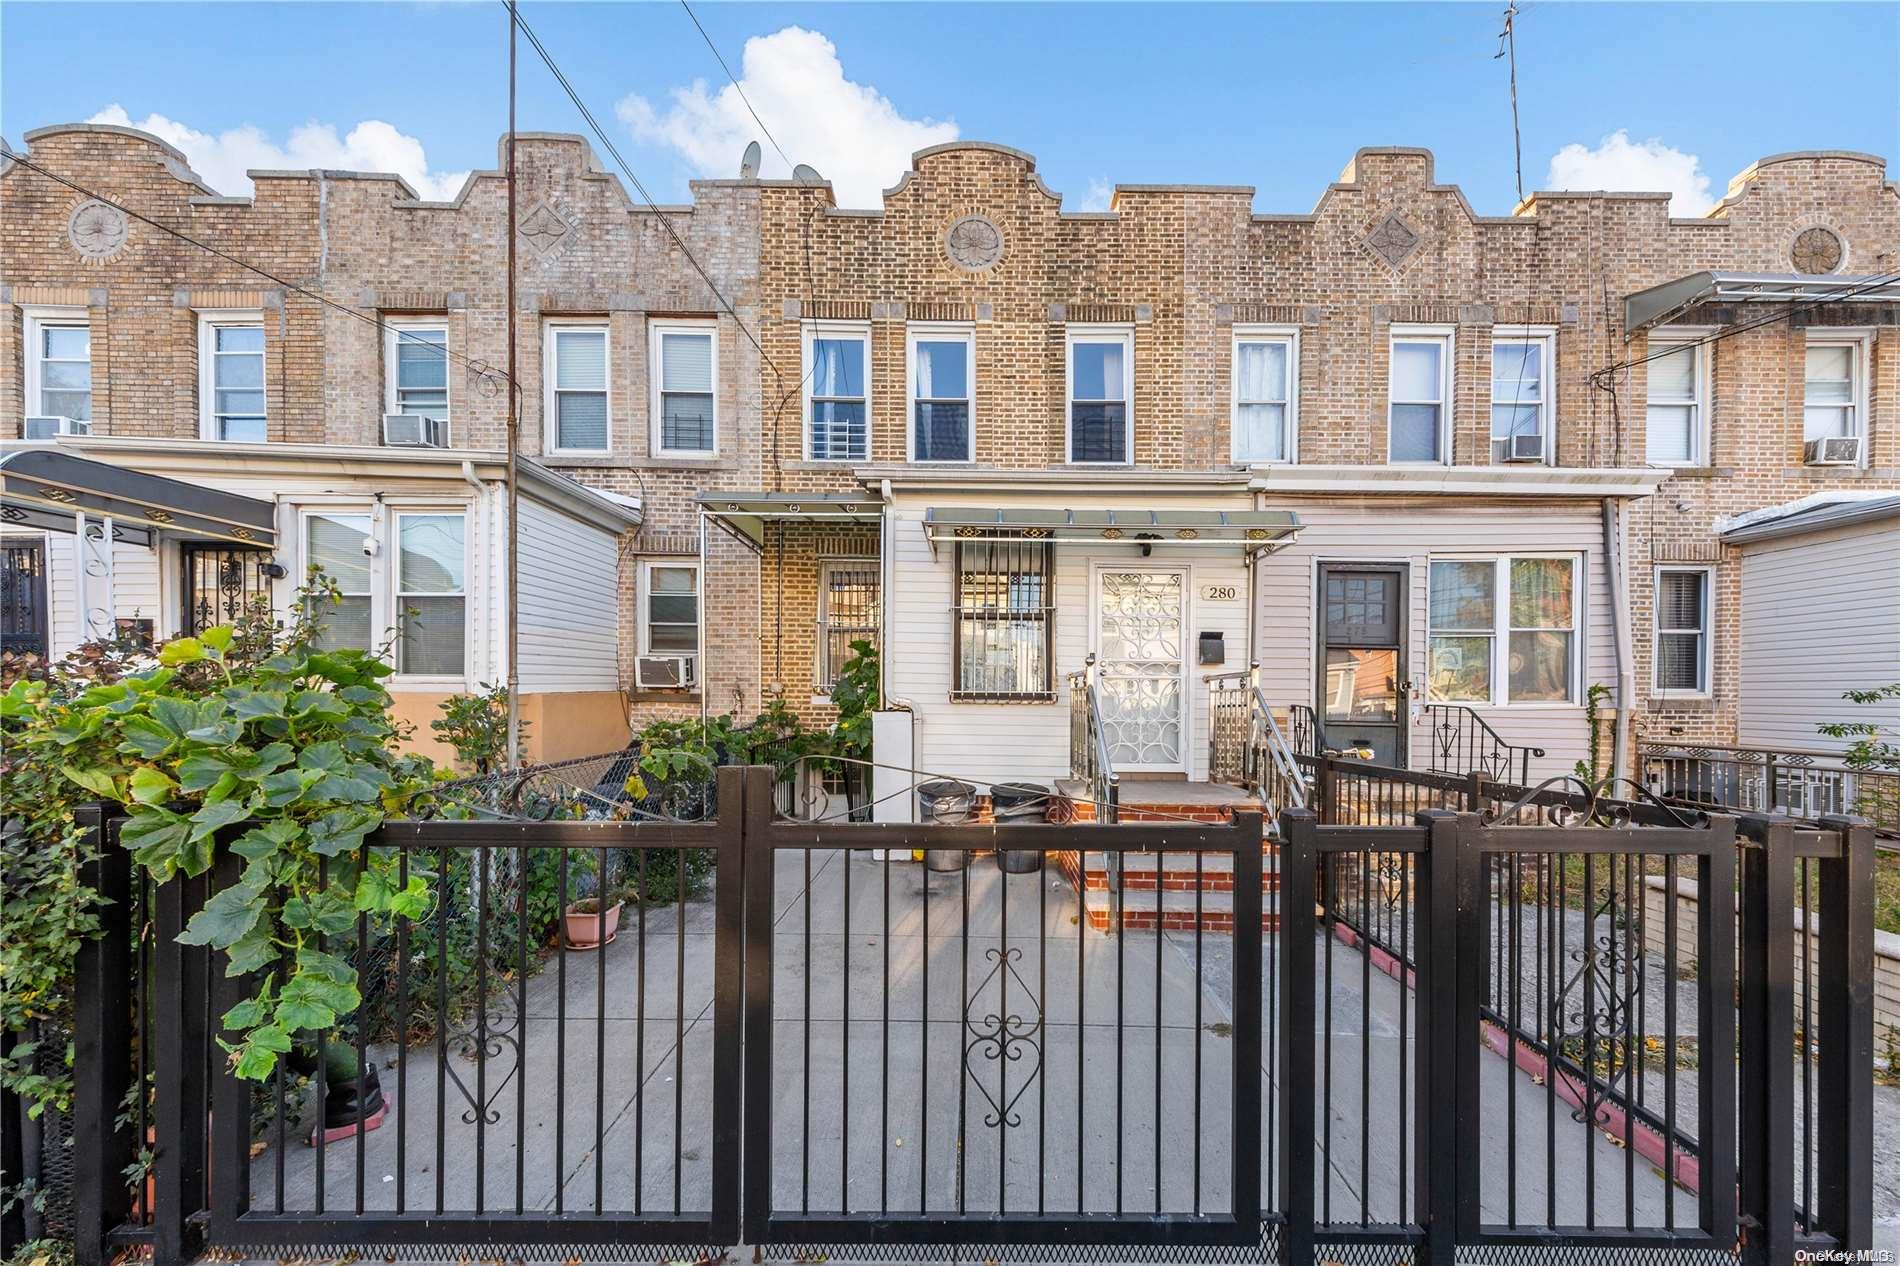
[
  {"x1": 385, "y1": 322, "x2": 449, "y2": 424},
  {"x1": 805, "y1": 323, "x2": 870, "y2": 462},
  {"x1": 1645, "y1": 336, "x2": 1704, "y2": 466},
  {"x1": 909, "y1": 326, "x2": 973, "y2": 462},
  {"x1": 200, "y1": 315, "x2": 266, "y2": 442},
  {"x1": 1067, "y1": 327, "x2": 1133, "y2": 464},
  {"x1": 25, "y1": 313, "x2": 92, "y2": 427},
  {"x1": 1388, "y1": 328, "x2": 1451, "y2": 463},
  {"x1": 1654, "y1": 566, "x2": 1711, "y2": 696},
  {"x1": 1233, "y1": 328, "x2": 1296, "y2": 463},
  {"x1": 1426, "y1": 555, "x2": 1576, "y2": 705},
  {"x1": 651, "y1": 321, "x2": 716, "y2": 456},
  {"x1": 546, "y1": 324, "x2": 609, "y2": 453},
  {"x1": 1803, "y1": 336, "x2": 1864, "y2": 446},
  {"x1": 1490, "y1": 331, "x2": 1553, "y2": 463}
]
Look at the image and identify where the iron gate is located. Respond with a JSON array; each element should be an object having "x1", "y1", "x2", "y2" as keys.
[
  {"x1": 181, "y1": 543, "x2": 271, "y2": 634},
  {"x1": 1, "y1": 535, "x2": 49, "y2": 656}
]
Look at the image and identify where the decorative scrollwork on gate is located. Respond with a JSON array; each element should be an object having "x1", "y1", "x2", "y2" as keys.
[
  {"x1": 1482, "y1": 774, "x2": 1709, "y2": 829},
  {"x1": 962, "y1": 946, "x2": 1044, "y2": 1130},
  {"x1": 441, "y1": 987, "x2": 523, "y2": 1126}
]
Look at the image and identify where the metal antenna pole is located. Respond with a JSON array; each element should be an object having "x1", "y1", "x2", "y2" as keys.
[
  {"x1": 505, "y1": 0, "x2": 522, "y2": 767},
  {"x1": 1497, "y1": 1, "x2": 1525, "y2": 207}
]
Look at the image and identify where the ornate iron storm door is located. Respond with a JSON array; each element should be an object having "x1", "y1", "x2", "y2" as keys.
[{"x1": 1093, "y1": 566, "x2": 1190, "y2": 773}]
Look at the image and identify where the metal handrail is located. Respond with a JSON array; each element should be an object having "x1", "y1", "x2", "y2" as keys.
[
  {"x1": 1066, "y1": 654, "x2": 1120, "y2": 825},
  {"x1": 1205, "y1": 665, "x2": 1307, "y2": 811},
  {"x1": 1421, "y1": 702, "x2": 1545, "y2": 786},
  {"x1": 1285, "y1": 703, "x2": 1333, "y2": 759}
]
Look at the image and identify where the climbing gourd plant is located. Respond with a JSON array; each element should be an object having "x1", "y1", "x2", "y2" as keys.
[{"x1": 0, "y1": 583, "x2": 438, "y2": 1084}]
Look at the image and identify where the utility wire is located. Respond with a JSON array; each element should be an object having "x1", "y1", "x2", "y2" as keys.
[
  {"x1": 1495, "y1": 1, "x2": 1525, "y2": 207},
  {"x1": 678, "y1": 0, "x2": 792, "y2": 173},
  {"x1": 505, "y1": 2, "x2": 789, "y2": 395},
  {"x1": 0, "y1": 147, "x2": 519, "y2": 396}
]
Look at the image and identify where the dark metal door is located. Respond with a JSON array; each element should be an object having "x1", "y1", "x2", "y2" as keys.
[
  {"x1": 1, "y1": 536, "x2": 50, "y2": 657},
  {"x1": 182, "y1": 545, "x2": 270, "y2": 635},
  {"x1": 1316, "y1": 564, "x2": 1408, "y2": 765}
]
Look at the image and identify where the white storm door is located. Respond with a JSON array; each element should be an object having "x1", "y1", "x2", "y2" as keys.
[{"x1": 1094, "y1": 567, "x2": 1189, "y2": 772}]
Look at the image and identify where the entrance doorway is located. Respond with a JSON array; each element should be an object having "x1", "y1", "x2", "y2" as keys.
[
  {"x1": 1094, "y1": 566, "x2": 1189, "y2": 773},
  {"x1": 1316, "y1": 563, "x2": 1408, "y2": 765}
]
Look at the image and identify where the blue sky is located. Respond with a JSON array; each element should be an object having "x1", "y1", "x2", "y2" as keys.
[{"x1": 3, "y1": 2, "x2": 1896, "y2": 215}]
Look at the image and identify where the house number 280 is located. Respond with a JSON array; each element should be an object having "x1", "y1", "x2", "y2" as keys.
[{"x1": 1201, "y1": 584, "x2": 1238, "y2": 601}]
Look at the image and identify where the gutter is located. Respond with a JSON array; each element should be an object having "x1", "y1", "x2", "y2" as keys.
[{"x1": 1249, "y1": 464, "x2": 1671, "y2": 498}]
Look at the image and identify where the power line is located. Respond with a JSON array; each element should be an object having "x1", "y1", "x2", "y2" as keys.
[
  {"x1": 1495, "y1": 1, "x2": 1525, "y2": 208},
  {"x1": 505, "y1": 2, "x2": 789, "y2": 396},
  {"x1": 678, "y1": 0, "x2": 792, "y2": 173},
  {"x1": 0, "y1": 146, "x2": 519, "y2": 396}
]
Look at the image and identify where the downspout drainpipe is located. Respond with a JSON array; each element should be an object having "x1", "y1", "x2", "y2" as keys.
[
  {"x1": 699, "y1": 508, "x2": 709, "y2": 727},
  {"x1": 460, "y1": 460, "x2": 489, "y2": 684},
  {"x1": 1602, "y1": 496, "x2": 1634, "y2": 786}
]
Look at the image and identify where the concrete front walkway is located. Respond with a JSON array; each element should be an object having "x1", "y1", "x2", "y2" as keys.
[{"x1": 251, "y1": 849, "x2": 1688, "y2": 1235}]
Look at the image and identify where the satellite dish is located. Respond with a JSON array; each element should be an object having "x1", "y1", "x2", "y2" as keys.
[
  {"x1": 739, "y1": 140, "x2": 761, "y2": 180},
  {"x1": 792, "y1": 163, "x2": 822, "y2": 186}
]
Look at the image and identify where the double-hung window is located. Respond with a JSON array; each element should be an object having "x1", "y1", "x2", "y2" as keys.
[
  {"x1": 643, "y1": 562, "x2": 700, "y2": 668},
  {"x1": 1232, "y1": 327, "x2": 1296, "y2": 463},
  {"x1": 1067, "y1": 327, "x2": 1133, "y2": 464},
  {"x1": 1654, "y1": 567, "x2": 1711, "y2": 695},
  {"x1": 1427, "y1": 556, "x2": 1577, "y2": 705},
  {"x1": 547, "y1": 324, "x2": 610, "y2": 453},
  {"x1": 386, "y1": 322, "x2": 449, "y2": 424},
  {"x1": 26, "y1": 314, "x2": 92, "y2": 427},
  {"x1": 305, "y1": 512, "x2": 374, "y2": 653},
  {"x1": 651, "y1": 321, "x2": 716, "y2": 455},
  {"x1": 953, "y1": 542, "x2": 1054, "y2": 699},
  {"x1": 818, "y1": 561, "x2": 881, "y2": 687},
  {"x1": 200, "y1": 315, "x2": 267, "y2": 442},
  {"x1": 1803, "y1": 336, "x2": 1864, "y2": 448},
  {"x1": 908, "y1": 326, "x2": 973, "y2": 461},
  {"x1": 396, "y1": 513, "x2": 467, "y2": 677},
  {"x1": 1389, "y1": 328, "x2": 1451, "y2": 463},
  {"x1": 805, "y1": 323, "x2": 870, "y2": 461},
  {"x1": 1645, "y1": 336, "x2": 1704, "y2": 465},
  {"x1": 1490, "y1": 330, "x2": 1552, "y2": 462}
]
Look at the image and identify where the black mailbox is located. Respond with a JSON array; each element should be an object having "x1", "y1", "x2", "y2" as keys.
[{"x1": 1197, "y1": 631, "x2": 1225, "y2": 665}]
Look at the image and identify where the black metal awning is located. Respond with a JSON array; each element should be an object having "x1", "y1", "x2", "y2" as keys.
[
  {"x1": 0, "y1": 447, "x2": 278, "y2": 548},
  {"x1": 1624, "y1": 271, "x2": 1900, "y2": 332},
  {"x1": 695, "y1": 491, "x2": 884, "y2": 550},
  {"x1": 921, "y1": 506, "x2": 1301, "y2": 557}
]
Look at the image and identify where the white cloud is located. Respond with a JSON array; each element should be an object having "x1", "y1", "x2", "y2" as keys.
[
  {"x1": 87, "y1": 105, "x2": 469, "y2": 201},
  {"x1": 616, "y1": 26, "x2": 956, "y2": 209},
  {"x1": 1545, "y1": 130, "x2": 1716, "y2": 217},
  {"x1": 1075, "y1": 178, "x2": 1115, "y2": 213}
]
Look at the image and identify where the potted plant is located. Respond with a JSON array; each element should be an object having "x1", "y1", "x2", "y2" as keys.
[{"x1": 564, "y1": 891, "x2": 624, "y2": 949}]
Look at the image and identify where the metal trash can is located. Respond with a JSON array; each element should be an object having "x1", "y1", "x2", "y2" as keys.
[
  {"x1": 917, "y1": 779, "x2": 976, "y2": 871},
  {"x1": 990, "y1": 781, "x2": 1050, "y2": 874}
]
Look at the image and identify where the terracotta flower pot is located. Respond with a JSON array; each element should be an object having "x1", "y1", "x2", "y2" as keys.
[{"x1": 565, "y1": 900, "x2": 622, "y2": 949}]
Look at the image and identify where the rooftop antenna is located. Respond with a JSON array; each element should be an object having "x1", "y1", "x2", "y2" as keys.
[
  {"x1": 1495, "y1": 0, "x2": 1525, "y2": 207},
  {"x1": 739, "y1": 140, "x2": 761, "y2": 180},
  {"x1": 792, "y1": 163, "x2": 821, "y2": 186}
]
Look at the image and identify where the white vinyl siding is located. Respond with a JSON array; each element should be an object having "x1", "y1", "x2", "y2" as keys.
[
  {"x1": 516, "y1": 499, "x2": 621, "y2": 693},
  {"x1": 1255, "y1": 502, "x2": 1614, "y2": 781},
  {"x1": 1738, "y1": 524, "x2": 1900, "y2": 753},
  {"x1": 1388, "y1": 328, "x2": 1451, "y2": 463},
  {"x1": 1645, "y1": 336, "x2": 1704, "y2": 466},
  {"x1": 41, "y1": 532, "x2": 163, "y2": 657},
  {"x1": 1232, "y1": 327, "x2": 1297, "y2": 463}
]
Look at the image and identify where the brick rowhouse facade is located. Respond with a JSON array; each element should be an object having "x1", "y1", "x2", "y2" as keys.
[{"x1": 6, "y1": 122, "x2": 1898, "y2": 771}]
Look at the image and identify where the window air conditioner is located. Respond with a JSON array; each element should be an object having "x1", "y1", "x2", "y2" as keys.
[
  {"x1": 636, "y1": 655, "x2": 696, "y2": 689},
  {"x1": 1493, "y1": 431, "x2": 1545, "y2": 463},
  {"x1": 382, "y1": 413, "x2": 448, "y2": 448},
  {"x1": 1803, "y1": 436, "x2": 1860, "y2": 466},
  {"x1": 23, "y1": 416, "x2": 91, "y2": 439}
]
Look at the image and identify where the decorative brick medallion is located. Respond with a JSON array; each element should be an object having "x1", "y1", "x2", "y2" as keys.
[
  {"x1": 1790, "y1": 226, "x2": 1844, "y2": 275},
  {"x1": 68, "y1": 199, "x2": 129, "y2": 260},
  {"x1": 1363, "y1": 210, "x2": 1421, "y2": 271},
  {"x1": 945, "y1": 214, "x2": 1004, "y2": 271}
]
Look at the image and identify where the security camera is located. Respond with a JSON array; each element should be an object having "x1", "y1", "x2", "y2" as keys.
[{"x1": 361, "y1": 536, "x2": 378, "y2": 557}]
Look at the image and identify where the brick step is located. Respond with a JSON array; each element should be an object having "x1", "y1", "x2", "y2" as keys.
[
  {"x1": 1075, "y1": 881, "x2": 1282, "y2": 933},
  {"x1": 1074, "y1": 848, "x2": 1281, "y2": 894}
]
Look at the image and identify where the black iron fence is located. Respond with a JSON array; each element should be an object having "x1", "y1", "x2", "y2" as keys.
[
  {"x1": 1642, "y1": 740, "x2": 1900, "y2": 836},
  {"x1": 12, "y1": 766, "x2": 1878, "y2": 1266}
]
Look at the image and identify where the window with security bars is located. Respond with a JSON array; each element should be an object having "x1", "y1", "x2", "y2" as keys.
[
  {"x1": 953, "y1": 542, "x2": 1054, "y2": 699},
  {"x1": 818, "y1": 562, "x2": 880, "y2": 687},
  {"x1": 1655, "y1": 568, "x2": 1710, "y2": 694},
  {"x1": 807, "y1": 327, "x2": 869, "y2": 461}
]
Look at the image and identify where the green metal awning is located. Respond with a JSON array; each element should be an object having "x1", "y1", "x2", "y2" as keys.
[
  {"x1": 0, "y1": 447, "x2": 278, "y2": 547},
  {"x1": 695, "y1": 491, "x2": 885, "y2": 550},
  {"x1": 922, "y1": 506, "x2": 1301, "y2": 557},
  {"x1": 1624, "y1": 271, "x2": 1900, "y2": 332}
]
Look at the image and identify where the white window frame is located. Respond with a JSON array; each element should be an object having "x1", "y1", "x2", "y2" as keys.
[
  {"x1": 1387, "y1": 325, "x2": 1454, "y2": 465},
  {"x1": 649, "y1": 318, "x2": 718, "y2": 457},
  {"x1": 1066, "y1": 324, "x2": 1135, "y2": 466},
  {"x1": 383, "y1": 319, "x2": 451, "y2": 431},
  {"x1": 640, "y1": 559, "x2": 702, "y2": 677},
  {"x1": 802, "y1": 320, "x2": 872, "y2": 462},
  {"x1": 22, "y1": 306, "x2": 92, "y2": 427},
  {"x1": 298, "y1": 506, "x2": 377, "y2": 654},
  {"x1": 1489, "y1": 326, "x2": 1555, "y2": 464},
  {"x1": 905, "y1": 323, "x2": 976, "y2": 463},
  {"x1": 392, "y1": 509, "x2": 469, "y2": 684},
  {"x1": 1230, "y1": 324, "x2": 1299, "y2": 464},
  {"x1": 197, "y1": 310, "x2": 267, "y2": 442},
  {"x1": 543, "y1": 319, "x2": 612, "y2": 455},
  {"x1": 1802, "y1": 331, "x2": 1871, "y2": 460},
  {"x1": 1644, "y1": 329, "x2": 1711, "y2": 468},
  {"x1": 1653, "y1": 565, "x2": 1714, "y2": 699},
  {"x1": 1425, "y1": 553, "x2": 1581, "y2": 707}
]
